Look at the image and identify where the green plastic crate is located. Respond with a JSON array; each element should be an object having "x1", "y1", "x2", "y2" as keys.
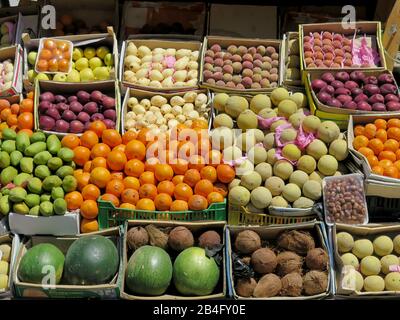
[{"x1": 98, "y1": 198, "x2": 227, "y2": 229}]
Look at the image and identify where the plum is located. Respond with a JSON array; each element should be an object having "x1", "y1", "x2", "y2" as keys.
[
  {"x1": 386, "y1": 101, "x2": 400, "y2": 111},
  {"x1": 39, "y1": 116, "x2": 55, "y2": 130},
  {"x1": 45, "y1": 106, "x2": 61, "y2": 120},
  {"x1": 68, "y1": 95, "x2": 78, "y2": 103},
  {"x1": 343, "y1": 101, "x2": 357, "y2": 110},
  {"x1": 91, "y1": 113, "x2": 104, "y2": 121},
  {"x1": 351, "y1": 87, "x2": 363, "y2": 97},
  {"x1": 368, "y1": 94, "x2": 385, "y2": 105},
  {"x1": 83, "y1": 102, "x2": 98, "y2": 115},
  {"x1": 70, "y1": 120, "x2": 85, "y2": 133},
  {"x1": 344, "y1": 81, "x2": 359, "y2": 91},
  {"x1": 77, "y1": 90, "x2": 91, "y2": 103},
  {"x1": 364, "y1": 84, "x2": 380, "y2": 96},
  {"x1": 55, "y1": 120, "x2": 70, "y2": 132},
  {"x1": 311, "y1": 79, "x2": 327, "y2": 92},
  {"x1": 372, "y1": 103, "x2": 386, "y2": 112},
  {"x1": 327, "y1": 98, "x2": 342, "y2": 108},
  {"x1": 385, "y1": 94, "x2": 400, "y2": 103},
  {"x1": 357, "y1": 101, "x2": 372, "y2": 111},
  {"x1": 317, "y1": 92, "x2": 332, "y2": 104},
  {"x1": 349, "y1": 70, "x2": 366, "y2": 83},
  {"x1": 103, "y1": 109, "x2": 116, "y2": 121},
  {"x1": 331, "y1": 80, "x2": 344, "y2": 89},
  {"x1": 378, "y1": 73, "x2": 394, "y2": 85},
  {"x1": 102, "y1": 96, "x2": 115, "y2": 109},
  {"x1": 321, "y1": 85, "x2": 335, "y2": 95},
  {"x1": 103, "y1": 119, "x2": 115, "y2": 129},
  {"x1": 321, "y1": 72, "x2": 335, "y2": 83},
  {"x1": 380, "y1": 84, "x2": 397, "y2": 95},
  {"x1": 354, "y1": 93, "x2": 368, "y2": 103},
  {"x1": 55, "y1": 95, "x2": 67, "y2": 103},
  {"x1": 40, "y1": 92, "x2": 55, "y2": 102},
  {"x1": 335, "y1": 87, "x2": 351, "y2": 96},
  {"x1": 335, "y1": 71, "x2": 350, "y2": 82},
  {"x1": 91, "y1": 90, "x2": 103, "y2": 103},
  {"x1": 336, "y1": 94, "x2": 352, "y2": 105},
  {"x1": 56, "y1": 102, "x2": 69, "y2": 113},
  {"x1": 38, "y1": 101, "x2": 52, "y2": 113},
  {"x1": 77, "y1": 112, "x2": 90, "y2": 123},
  {"x1": 363, "y1": 76, "x2": 378, "y2": 85},
  {"x1": 62, "y1": 110, "x2": 76, "y2": 121},
  {"x1": 69, "y1": 101, "x2": 83, "y2": 113}
]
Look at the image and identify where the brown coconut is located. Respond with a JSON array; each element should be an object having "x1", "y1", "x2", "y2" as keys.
[
  {"x1": 235, "y1": 278, "x2": 257, "y2": 297},
  {"x1": 251, "y1": 248, "x2": 277, "y2": 274},
  {"x1": 303, "y1": 271, "x2": 328, "y2": 295},
  {"x1": 276, "y1": 251, "x2": 303, "y2": 276},
  {"x1": 235, "y1": 230, "x2": 261, "y2": 254},
  {"x1": 277, "y1": 230, "x2": 315, "y2": 255},
  {"x1": 281, "y1": 272, "x2": 303, "y2": 297},
  {"x1": 145, "y1": 224, "x2": 168, "y2": 249},
  {"x1": 253, "y1": 273, "x2": 282, "y2": 298},
  {"x1": 305, "y1": 248, "x2": 328, "y2": 271},
  {"x1": 168, "y1": 226, "x2": 194, "y2": 251},
  {"x1": 126, "y1": 226, "x2": 149, "y2": 250},
  {"x1": 198, "y1": 230, "x2": 221, "y2": 248}
]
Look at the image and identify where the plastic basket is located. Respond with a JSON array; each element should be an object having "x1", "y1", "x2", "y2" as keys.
[
  {"x1": 366, "y1": 196, "x2": 400, "y2": 222},
  {"x1": 97, "y1": 198, "x2": 227, "y2": 229}
]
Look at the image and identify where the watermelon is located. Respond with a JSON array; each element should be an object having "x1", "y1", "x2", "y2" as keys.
[
  {"x1": 18, "y1": 243, "x2": 65, "y2": 284},
  {"x1": 173, "y1": 247, "x2": 220, "y2": 296},
  {"x1": 125, "y1": 245, "x2": 172, "y2": 296},
  {"x1": 64, "y1": 235, "x2": 119, "y2": 285}
]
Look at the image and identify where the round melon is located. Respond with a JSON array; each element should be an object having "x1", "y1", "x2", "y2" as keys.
[
  {"x1": 64, "y1": 235, "x2": 119, "y2": 285},
  {"x1": 173, "y1": 247, "x2": 220, "y2": 296},
  {"x1": 126, "y1": 245, "x2": 173, "y2": 295},
  {"x1": 18, "y1": 243, "x2": 64, "y2": 284}
]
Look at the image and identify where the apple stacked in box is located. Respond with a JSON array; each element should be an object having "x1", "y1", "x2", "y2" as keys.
[
  {"x1": 38, "y1": 90, "x2": 116, "y2": 133},
  {"x1": 312, "y1": 71, "x2": 400, "y2": 112},
  {"x1": 0, "y1": 59, "x2": 14, "y2": 91}
]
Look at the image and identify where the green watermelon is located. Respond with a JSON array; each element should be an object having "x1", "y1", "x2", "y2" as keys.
[
  {"x1": 64, "y1": 235, "x2": 119, "y2": 285},
  {"x1": 125, "y1": 246, "x2": 172, "y2": 296},
  {"x1": 18, "y1": 243, "x2": 65, "y2": 284},
  {"x1": 173, "y1": 247, "x2": 220, "y2": 296}
]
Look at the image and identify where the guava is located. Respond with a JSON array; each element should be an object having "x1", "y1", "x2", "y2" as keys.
[
  {"x1": 373, "y1": 235, "x2": 393, "y2": 256},
  {"x1": 352, "y1": 239, "x2": 374, "y2": 259},
  {"x1": 273, "y1": 160, "x2": 293, "y2": 180},
  {"x1": 336, "y1": 232, "x2": 354, "y2": 253},
  {"x1": 297, "y1": 155, "x2": 316, "y2": 174},
  {"x1": 306, "y1": 139, "x2": 328, "y2": 160},
  {"x1": 360, "y1": 256, "x2": 381, "y2": 276},
  {"x1": 341, "y1": 253, "x2": 359, "y2": 269},
  {"x1": 364, "y1": 275, "x2": 385, "y2": 292},
  {"x1": 282, "y1": 183, "x2": 301, "y2": 202}
]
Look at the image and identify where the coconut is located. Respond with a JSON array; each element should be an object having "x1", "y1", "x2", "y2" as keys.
[
  {"x1": 168, "y1": 226, "x2": 194, "y2": 251},
  {"x1": 235, "y1": 278, "x2": 257, "y2": 297},
  {"x1": 281, "y1": 272, "x2": 303, "y2": 297},
  {"x1": 235, "y1": 230, "x2": 262, "y2": 254},
  {"x1": 126, "y1": 226, "x2": 149, "y2": 250},
  {"x1": 145, "y1": 224, "x2": 168, "y2": 249},
  {"x1": 251, "y1": 248, "x2": 277, "y2": 274},
  {"x1": 198, "y1": 230, "x2": 221, "y2": 248},
  {"x1": 305, "y1": 248, "x2": 328, "y2": 270},
  {"x1": 277, "y1": 230, "x2": 315, "y2": 255},
  {"x1": 276, "y1": 251, "x2": 303, "y2": 276},
  {"x1": 253, "y1": 273, "x2": 282, "y2": 297},
  {"x1": 303, "y1": 270, "x2": 328, "y2": 295}
]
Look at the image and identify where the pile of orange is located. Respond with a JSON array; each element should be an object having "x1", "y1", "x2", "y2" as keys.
[
  {"x1": 353, "y1": 118, "x2": 400, "y2": 178},
  {"x1": 61, "y1": 120, "x2": 234, "y2": 233},
  {"x1": 0, "y1": 91, "x2": 34, "y2": 136}
]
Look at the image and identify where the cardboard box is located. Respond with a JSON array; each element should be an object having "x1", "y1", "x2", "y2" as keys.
[
  {"x1": 199, "y1": 36, "x2": 282, "y2": 93},
  {"x1": 332, "y1": 223, "x2": 400, "y2": 297},
  {"x1": 282, "y1": 32, "x2": 303, "y2": 89},
  {"x1": 9, "y1": 212, "x2": 80, "y2": 236},
  {"x1": 34, "y1": 80, "x2": 121, "y2": 136},
  {"x1": 119, "y1": 37, "x2": 202, "y2": 93},
  {"x1": 0, "y1": 45, "x2": 23, "y2": 98},
  {"x1": 226, "y1": 221, "x2": 332, "y2": 299},
  {"x1": 23, "y1": 27, "x2": 119, "y2": 91},
  {"x1": 121, "y1": 88, "x2": 212, "y2": 134},
  {"x1": 120, "y1": 220, "x2": 226, "y2": 300},
  {"x1": 13, "y1": 226, "x2": 124, "y2": 299},
  {"x1": 0, "y1": 14, "x2": 24, "y2": 47},
  {"x1": 0, "y1": 5, "x2": 40, "y2": 39},
  {"x1": 0, "y1": 233, "x2": 21, "y2": 299}
]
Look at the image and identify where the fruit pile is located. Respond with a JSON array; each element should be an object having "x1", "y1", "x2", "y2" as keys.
[
  {"x1": 125, "y1": 224, "x2": 221, "y2": 296},
  {"x1": 123, "y1": 42, "x2": 199, "y2": 88},
  {"x1": 0, "y1": 130, "x2": 75, "y2": 217},
  {"x1": 337, "y1": 231, "x2": 400, "y2": 292},
  {"x1": 202, "y1": 43, "x2": 280, "y2": 89},
  {"x1": 285, "y1": 35, "x2": 301, "y2": 82},
  {"x1": 0, "y1": 92, "x2": 34, "y2": 133},
  {"x1": 35, "y1": 39, "x2": 72, "y2": 73},
  {"x1": 312, "y1": 71, "x2": 400, "y2": 111},
  {"x1": 0, "y1": 22, "x2": 15, "y2": 48},
  {"x1": 52, "y1": 14, "x2": 110, "y2": 36},
  {"x1": 233, "y1": 229, "x2": 329, "y2": 297},
  {"x1": 124, "y1": 91, "x2": 209, "y2": 132},
  {"x1": 353, "y1": 118, "x2": 400, "y2": 178},
  {"x1": 0, "y1": 59, "x2": 14, "y2": 93},
  {"x1": 18, "y1": 235, "x2": 119, "y2": 286},
  {"x1": 0, "y1": 242, "x2": 11, "y2": 290},
  {"x1": 38, "y1": 89, "x2": 116, "y2": 133}
]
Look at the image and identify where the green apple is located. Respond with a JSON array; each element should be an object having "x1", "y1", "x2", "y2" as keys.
[
  {"x1": 93, "y1": 66, "x2": 110, "y2": 81},
  {"x1": 27, "y1": 69, "x2": 37, "y2": 81},
  {"x1": 103, "y1": 53, "x2": 113, "y2": 67},
  {"x1": 84, "y1": 47, "x2": 96, "y2": 59},
  {"x1": 67, "y1": 69, "x2": 80, "y2": 82},
  {"x1": 72, "y1": 48, "x2": 83, "y2": 61},
  {"x1": 28, "y1": 51, "x2": 38, "y2": 66},
  {"x1": 53, "y1": 73, "x2": 67, "y2": 82},
  {"x1": 75, "y1": 57, "x2": 89, "y2": 71},
  {"x1": 36, "y1": 73, "x2": 50, "y2": 80},
  {"x1": 80, "y1": 68, "x2": 95, "y2": 82},
  {"x1": 96, "y1": 46, "x2": 110, "y2": 59},
  {"x1": 89, "y1": 57, "x2": 103, "y2": 70}
]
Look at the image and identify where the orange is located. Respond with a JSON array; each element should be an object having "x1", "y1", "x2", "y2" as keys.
[
  {"x1": 200, "y1": 166, "x2": 217, "y2": 183},
  {"x1": 65, "y1": 191, "x2": 83, "y2": 210},
  {"x1": 102, "y1": 129, "x2": 122, "y2": 148},
  {"x1": 207, "y1": 191, "x2": 224, "y2": 204},
  {"x1": 383, "y1": 165, "x2": 399, "y2": 178},
  {"x1": 372, "y1": 165, "x2": 384, "y2": 175},
  {"x1": 387, "y1": 119, "x2": 400, "y2": 129},
  {"x1": 170, "y1": 200, "x2": 189, "y2": 211},
  {"x1": 396, "y1": 149, "x2": 400, "y2": 160},
  {"x1": 44, "y1": 39, "x2": 56, "y2": 50},
  {"x1": 6, "y1": 114, "x2": 17, "y2": 126},
  {"x1": 36, "y1": 59, "x2": 48, "y2": 71},
  {"x1": 0, "y1": 99, "x2": 9, "y2": 111},
  {"x1": 136, "y1": 198, "x2": 155, "y2": 211},
  {"x1": 366, "y1": 155, "x2": 379, "y2": 167},
  {"x1": 89, "y1": 120, "x2": 107, "y2": 137},
  {"x1": 146, "y1": 140, "x2": 162, "y2": 158},
  {"x1": 170, "y1": 158, "x2": 189, "y2": 175},
  {"x1": 120, "y1": 203, "x2": 135, "y2": 209},
  {"x1": 90, "y1": 167, "x2": 111, "y2": 188},
  {"x1": 125, "y1": 139, "x2": 146, "y2": 161},
  {"x1": 81, "y1": 184, "x2": 101, "y2": 201},
  {"x1": 73, "y1": 146, "x2": 91, "y2": 166},
  {"x1": 121, "y1": 188, "x2": 139, "y2": 205},
  {"x1": 358, "y1": 147, "x2": 374, "y2": 158},
  {"x1": 158, "y1": 150, "x2": 175, "y2": 164},
  {"x1": 139, "y1": 171, "x2": 156, "y2": 185},
  {"x1": 20, "y1": 98, "x2": 33, "y2": 113},
  {"x1": 61, "y1": 134, "x2": 80, "y2": 149},
  {"x1": 368, "y1": 138, "x2": 384, "y2": 155},
  {"x1": 10, "y1": 103, "x2": 19, "y2": 114},
  {"x1": 383, "y1": 139, "x2": 399, "y2": 152},
  {"x1": 188, "y1": 155, "x2": 206, "y2": 171},
  {"x1": 213, "y1": 182, "x2": 228, "y2": 197},
  {"x1": 113, "y1": 144, "x2": 126, "y2": 153},
  {"x1": 123, "y1": 176, "x2": 140, "y2": 190},
  {"x1": 110, "y1": 172, "x2": 124, "y2": 181},
  {"x1": 216, "y1": 164, "x2": 236, "y2": 183},
  {"x1": 364, "y1": 123, "x2": 376, "y2": 139},
  {"x1": 387, "y1": 127, "x2": 400, "y2": 141},
  {"x1": 145, "y1": 157, "x2": 160, "y2": 172},
  {"x1": 80, "y1": 218, "x2": 99, "y2": 233},
  {"x1": 107, "y1": 150, "x2": 127, "y2": 171},
  {"x1": 194, "y1": 179, "x2": 214, "y2": 197},
  {"x1": 74, "y1": 169, "x2": 83, "y2": 179},
  {"x1": 91, "y1": 157, "x2": 107, "y2": 170},
  {"x1": 154, "y1": 193, "x2": 173, "y2": 211},
  {"x1": 136, "y1": 128, "x2": 151, "y2": 145},
  {"x1": 394, "y1": 160, "x2": 400, "y2": 172},
  {"x1": 76, "y1": 172, "x2": 90, "y2": 191},
  {"x1": 91, "y1": 143, "x2": 111, "y2": 159},
  {"x1": 17, "y1": 112, "x2": 33, "y2": 130},
  {"x1": 183, "y1": 169, "x2": 201, "y2": 187},
  {"x1": 196, "y1": 139, "x2": 211, "y2": 156},
  {"x1": 174, "y1": 183, "x2": 193, "y2": 201},
  {"x1": 157, "y1": 181, "x2": 175, "y2": 196},
  {"x1": 379, "y1": 159, "x2": 393, "y2": 169},
  {"x1": 352, "y1": 135, "x2": 369, "y2": 150},
  {"x1": 375, "y1": 129, "x2": 387, "y2": 143},
  {"x1": 378, "y1": 150, "x2": 397, "y2": 162},
  {"x1": 122, "y1": 130, "x2": 137, "y2": 144},
  {"x1": 80, "y1": 200, "x2": 99, "y2": 219},
  {"x1": 80, "y1": 130, "x2": 99, "y2": 149},
  {"x1": 188, "y1": 195, "x2": 208, "y2": 211},
  {"x1": 101, "y1": 193, "x2": 120, "y2": 207},
  {"x1": 172, "y1": 175, "x2": 184, "y2": 185},
  {"x1": 374, "y1": 119, "x2": 387, "y2": 130},
  {"x1": 83, "y1": 161, "x2": 92, "y2": 173},
  {"x1": 139, "y1": 183, "x2": 158, "y2": 200},
  {"x1": 207, "y1": 150, "x2": 222, "y2": 167},
  {"x1": 0, "y1": 108, "x2": 11, "y2": 121},
  {"x1": 125, "y1": 159, "x2": 145, "y2": 177},
  {"x1": 154, "y1": 164, "x2": 174, "y2": 182},
  {"x1": 106, "y1": 179, "x2": 125, "y2": 197}
]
